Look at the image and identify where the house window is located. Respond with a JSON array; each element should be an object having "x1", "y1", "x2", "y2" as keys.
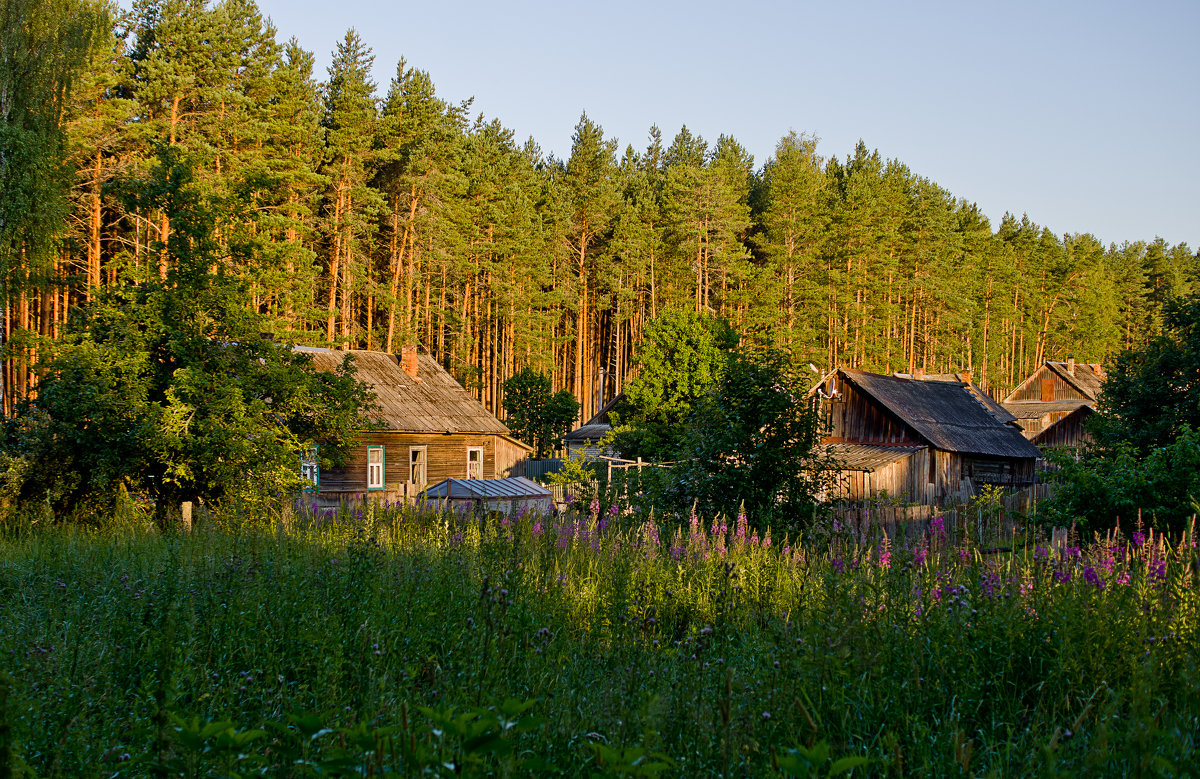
[
  {"x1": 367, "y1": 445, "x2": 385, "y2": 491},
  {"x1": 467, "y1": 447, "x2": 484, "y2": 480},
  {"x1": 410, "y1": 446, "x2": 427, "y2": 486},
  {"x1": 300, "y1": 445, "x2": 320, "y2": 491}
]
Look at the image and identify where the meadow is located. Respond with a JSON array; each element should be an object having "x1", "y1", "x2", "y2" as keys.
[{"x1": 1, "y1": 501, "x2": 1198, "y2": 777}]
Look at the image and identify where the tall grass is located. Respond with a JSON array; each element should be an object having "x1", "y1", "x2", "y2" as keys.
[{"x1": 1, "y1": 502, "x2": 1197, "y2": 776}]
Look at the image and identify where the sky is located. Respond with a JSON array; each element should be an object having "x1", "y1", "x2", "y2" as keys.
[{"x1": 248, "y1": 0, "x2": 1200, "y2": 249}]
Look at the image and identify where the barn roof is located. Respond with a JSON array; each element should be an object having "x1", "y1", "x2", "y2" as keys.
[
  {"x1": 1001, "y1": 400, "x2": 1092, "y2": 419},
  {"x1": 298, "y1": 347, "x2": 511, "y2": 435},
  {"x1": 563, "y1": 392, "x2": 626, "y2": 442},
  {"x1": 1045, "y1": 361, "x2": 1104, "y2": 400},
  {"x1": 840, "y1": 369, "x2": 1041, "y2": 459},
  {"x1": 894, "y1": 371, "x2": 1017, "y2": 425},
  {"x1": 420, "y1": 476, "x2": 551, "y2": 500},
  {"x1": 827, "y1": 443, "x2": 924, "y2": 472}
]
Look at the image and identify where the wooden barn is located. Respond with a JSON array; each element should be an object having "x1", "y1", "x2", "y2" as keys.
[
  {"x1": 300, "y1": 346, "x2": 532, "y2": 502},
  {"x1": 1002, "y1": 357, "x2": 1103, "y2": 446},
  {"x1": 1004, "y1": 357, "x2": 1103, "y2": 405},
  {"x1": 814, "y1": 369, "x2": 1040, "y2": 505}
]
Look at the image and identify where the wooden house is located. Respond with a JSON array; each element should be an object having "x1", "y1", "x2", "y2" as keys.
[
  {"x1": 301, "y1": 346, "x2": 532, "y2": 502},
  {"x1": 814, "y1": 368, "x2": 1040, "y2": 505},
  {"x1": 1002, "y1": 357, "x2": 1103, "y2": 446}
]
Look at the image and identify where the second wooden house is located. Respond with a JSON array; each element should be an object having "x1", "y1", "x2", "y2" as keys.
[
  {"x1": 814, "y1": 368, "x2": 1041, "y2": 505},
  {"x1": 301, "y1": 346, "x2": 532, "y2": 503},
  {"x1": 1002, "y1": 357, "x2": 1103, "y2": 448}
]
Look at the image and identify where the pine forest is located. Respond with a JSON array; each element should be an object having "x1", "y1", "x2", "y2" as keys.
[{"x1": 3, "y1": 0, "x2": 1197, "y2": 423}]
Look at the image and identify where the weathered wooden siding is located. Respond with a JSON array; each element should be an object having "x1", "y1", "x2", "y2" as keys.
[
  {"x1": 824, "y1": 383, "x2": 922, "y2": 445},
  {"x1": 322, "y1": 432, "x2": 524, "y2": 492},
  {"x1": 1032, "y1": 409, "x2": 1094, "y2": 449},
  {"x1": 1008, "y1": 367, "x2": 1092, "y2": 403},
  {"x1": 495, "y1": 436, "x2": 530, "y2": 478}
]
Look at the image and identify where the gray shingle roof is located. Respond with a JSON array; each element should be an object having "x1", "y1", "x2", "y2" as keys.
[
  {"x1": 841, "y1": 369, "x2": 1041, "y2": 459},
  {"x1": 299, "y1": 347, "x2": 510, "y2": 435},
  {"x1": 420, "y1": 476, "x2": 551, "y2": 499},
  {"x1": 827, "y1": 443, "x2": 924, "y2": 471}
]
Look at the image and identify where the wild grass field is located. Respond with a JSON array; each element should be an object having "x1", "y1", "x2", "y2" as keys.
[{"x1": 2, "y1": 502, "x2": 1198, "y2": 777}]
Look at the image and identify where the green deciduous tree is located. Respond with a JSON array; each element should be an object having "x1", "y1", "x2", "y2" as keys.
[
  {"x1": 612, "y1": 308, "x2": 736, "y2": 461},
  {"x1": 501, "y1": 368, "x2": 579, "y2": 459},
  {"x1": 1, "y1": 146, "x2": 372, "y2": 523},
  {"x1": 668, "y1": 347, "x2": 830, "y2": 529}
]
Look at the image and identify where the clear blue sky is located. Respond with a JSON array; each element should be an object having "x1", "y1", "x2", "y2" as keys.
[{"x1": 249, "y1": 0, "x2": 1198, "y2": 249}]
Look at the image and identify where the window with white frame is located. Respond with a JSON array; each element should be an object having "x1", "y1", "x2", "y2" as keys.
[
  {"x1": 366, "y1": 445, "x2": 385, "y2": 490},
  {"x1": 466, "y1": 447, "x2": 483, "y2": 480},
  {"x1": 301, "y1": 445, "x2": 320, "y2": 490},
  {"x1": 409, "y1": 446, "x2": 427, "y2": 486}
]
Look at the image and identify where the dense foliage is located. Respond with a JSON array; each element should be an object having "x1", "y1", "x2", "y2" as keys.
[
  {"x1": 500, "y1": 369, "x2": 579, "y2": 458},
  {"x1": 0, "y1": 149, "x2": 373, "y2": 523},
  {"x1": 3, "y1": 0, "x2": 1196, "y2": 426},
  {"x1": 1045, "y1": 294, "x2": 1200, "y2": 534},
  {"x1": 1, "y1": 504, "x2": 1196, "y2": 776},
  {"x1": 666, "y1": 348, "x2": 832, "y2": 529}
]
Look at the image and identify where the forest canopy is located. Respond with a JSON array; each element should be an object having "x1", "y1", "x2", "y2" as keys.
[{"x1": 0, "y1": 0, "x2": 1196, "y2": 430}]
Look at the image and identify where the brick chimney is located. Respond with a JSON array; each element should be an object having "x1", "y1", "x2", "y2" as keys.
[
  {"x1": 914, "y1": 368, "x2": 925, "y2": 380},
  {"x1": 960, "y1": 368, "x2": 972, "y2": 385},
  {"x1": 400, "y1": 345, "x2": 418, "y2": 379},
  {"x1": 1067, "y1": 354, "x2": 1076, "y2": 376}
]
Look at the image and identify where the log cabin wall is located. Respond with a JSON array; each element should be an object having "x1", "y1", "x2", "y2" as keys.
[{"x1": 322, "y1": 432, "x2": 513, "y2": 492}]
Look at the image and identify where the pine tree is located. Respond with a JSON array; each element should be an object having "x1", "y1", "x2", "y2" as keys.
[{"x1": 320, "y1": 28, "x2": 381, "y2": 348}]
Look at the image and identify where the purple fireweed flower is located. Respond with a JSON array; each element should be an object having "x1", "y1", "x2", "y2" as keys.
[
  {"x1": 564, "y1": 493, "x2": 575, "y2": 505},
  {"x1": 1020, "y1": 579, "x2": 1034, "y2": 597},
  {"x1": 1133, "y1": 531, "x2": 1146, "y2": 548},
  {"x1": 532, "y1": 521, "x2": 544, "y2": 538},
  {"x1": 1065, "y1": 546, "x2": 1081, "y2": 560},
  {"x1": 959, "y1": 547, "x2": 972, "y2": 564},
  {"x1": 597, "y1": 516, "x2": 609, "y2": 533},
  {"x1": 877, "y1": 547, "x2": 892, "y2": 570},
  {"x1": 981, "y1": 572, "x2": 1001, "y2": 598},
  {"x1": 1083, "y1": 567, "x2": 1105, "y2": 590},
  {"x1": 831, "y1": 557, "x2": 845, "y2": 573},
  {"x1": 1150, "y1": 559, "x2": 1168, "y2": 584},
  {"x1": 913, "y1": 548, "x2": 928, "y2": 567},
  {"x1": 1116, "y1": 571, "x2": 1132, "y2": 586},
  {"x1": 1034, "y1": 545, "x2": 1049, "y2": 560},
  {"x1": 1099, "y1": 556, "x2": 1116, "y2": 575},
  {"x1": 589, "y1": 499, "x2": 600, "y2": 517},
  {"x1": 750, "y1": 531, "x2": 760, "y2": 546},
  {"x1": 500, "y1": 517, "x2": 512, "y2": 529},
  {"x1": 930, "y1": 515, "x2": 946, "y2": 537},
  {"x1": 1054, "y1": 569, "x2": 1072, "y2": 584},
  {"x1": 608, "y1": 503, "x2": 619, "y2": 517},
  {"x1": 670, "y1": 544, "x2": 684, "y2": 561}
]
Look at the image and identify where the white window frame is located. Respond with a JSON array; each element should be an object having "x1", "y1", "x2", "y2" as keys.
[
  {"x1": 409, "y1": 446, "x2": 427, "y2": 486},
  {"x1": 301, "y1": 445, "x2": 320, "y2": 491},
  {"x1": 366, "y1": 445, "x2": 385, "y2": 491},
  {"x1": 466, "y1": 447, "x2": 484, "y2": 480}
]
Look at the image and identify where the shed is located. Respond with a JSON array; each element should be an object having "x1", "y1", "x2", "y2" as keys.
[
  {"x1": 300, "y1": 346, "x2": 532, "y2": 504},
  {"x1": 420, "y1": 476, "x2": 552, "y2": 517},
  {"x1": 563, "y1": 392, "x2": 625, "y2": 458},
  {"x1": 815, "y1": 368, "x2": 1040, "y2": 505}
]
